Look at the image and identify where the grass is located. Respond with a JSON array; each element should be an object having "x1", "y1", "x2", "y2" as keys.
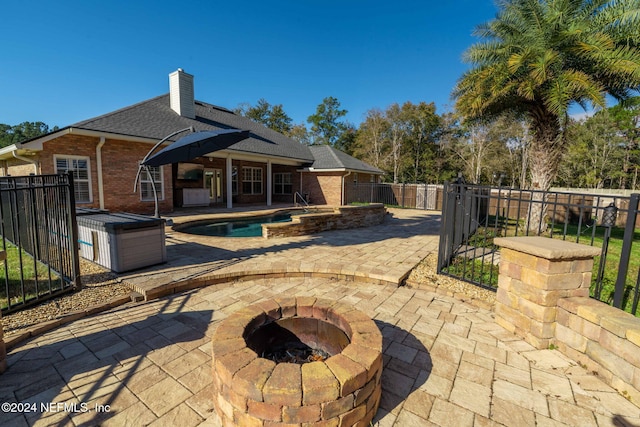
[
  {"x1": 456, "y1": 215, "x2": 640, "y2": 315},
  {"x1": 443, "y1": 257, "x2": 500, "y2": 289},
  {"x1": 1, "y1": 242, "x2": 63, "y2": 311}
]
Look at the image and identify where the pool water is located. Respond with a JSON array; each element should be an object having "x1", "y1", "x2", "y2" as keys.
[{"x1": 179, "y1": 212, "x2": 293, "y2": 237}]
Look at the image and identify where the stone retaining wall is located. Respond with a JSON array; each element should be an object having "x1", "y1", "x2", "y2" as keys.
[
  {"x1": 494, "y1": 236, "x2": 640, "y2": 404},
  {"x1": 262, "y1": 204, "x2": 386, "y2": 238},
  {"x1": 556, "y1": 297, "x2": 640, "y2": 404}
]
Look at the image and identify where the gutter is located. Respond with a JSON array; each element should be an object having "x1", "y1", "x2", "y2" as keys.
[
  {"x1": 12, "y1": 151, "x2": 39, "y2": 175},
  {"x1": 96, "y1": 137, "x2": 106, "y2": 209},
  {"x1": 341, "y1": 171, "x2": 352, "y2": 206}
]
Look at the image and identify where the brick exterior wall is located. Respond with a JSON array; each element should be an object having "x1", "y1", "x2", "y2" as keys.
[
  {"x1": 5, "y1": 133, "x2": 373, "y2": 211},
  {"x1": 1, "y1": 158, "x2": 37, "y2": 176},
  {"x1": 6, "y1": 134, "x2": 173, "y2": 215},
  {"x1": 302, "y1": 173, "x2": 344, "y2": 206}
]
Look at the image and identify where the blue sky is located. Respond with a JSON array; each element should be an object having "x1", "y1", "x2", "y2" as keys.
[{"x1": 1, "y1": 1, "x2": 499, "y2": 129}]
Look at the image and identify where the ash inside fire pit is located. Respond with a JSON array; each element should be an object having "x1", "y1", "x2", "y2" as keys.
[
  {"x1": 263, "y1": 343, "x2": 330, "y2": 364},
  {"x1": 245, "y1": 316, "x2": 350, "y2": 364}
]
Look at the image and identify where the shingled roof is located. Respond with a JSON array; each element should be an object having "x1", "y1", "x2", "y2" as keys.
[
  {"x1": 69, "y1": 94, "x2": 315, "y2": 162},
  {"x1": 308, "y1": 145, "x2": 383, "y2": 174},
  {"x1": 6, "y1": 91, "x2": 381, "y2": 175}
]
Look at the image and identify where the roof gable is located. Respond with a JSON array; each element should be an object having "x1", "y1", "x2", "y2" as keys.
[{"x1": 308, "y1": 145, "x2": 383, "y2": 174}]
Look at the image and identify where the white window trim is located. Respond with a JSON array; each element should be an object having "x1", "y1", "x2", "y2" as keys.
[
  {"x1": 139, "y1": 164, "x2": 165, "y2": 202},
  {"x1": 242, "y1": 166, "x2": 263, "y2": 195},
  {"x1": 54, "y1": 155, "x2": 93, "y2": 204},
  {"x1": 273, "y1": 172, "x2": 293, "y2": 195}
]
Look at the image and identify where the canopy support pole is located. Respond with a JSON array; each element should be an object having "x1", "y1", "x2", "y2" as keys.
[{"x1": 133, "y1": 127, "x2": 194, "y2": 218}]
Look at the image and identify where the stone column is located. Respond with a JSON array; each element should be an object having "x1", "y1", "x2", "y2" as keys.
[
  {"x1": 0, "y1": 250, "x2": 6, "y2": 374},
  {"x1": 494, "y1": 236, "x2": 601, "y2": 349}
]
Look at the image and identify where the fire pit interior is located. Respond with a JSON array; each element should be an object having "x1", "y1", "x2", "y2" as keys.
[
  {"x1": 246, "y1": 317, "x2": 350, "y2": 364},
  {"x1": 211, "y1": 296, "x2": 383, "y2": 426}
]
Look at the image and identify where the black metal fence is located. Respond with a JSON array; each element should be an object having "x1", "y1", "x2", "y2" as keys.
[
  {"x1": 437, "y1": 182, "x2": 640, "y2": 315},
  {"x1": 344, "y1": 182, "x2": 442, "y2": 210},
  {"x1": 0, "y1": 174, "x2": 81, "y2": 313}
]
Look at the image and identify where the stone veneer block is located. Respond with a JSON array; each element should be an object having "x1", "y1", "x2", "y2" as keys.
[
  {"x1": 494, "y1": 237, "x2": 600, "y2": 350},
  {"x1": 494, "y1": 236, "x2": 601, "y2": 261},
  {"x1": 211, "y1": 297, "x2": 383, "y2": 426}
]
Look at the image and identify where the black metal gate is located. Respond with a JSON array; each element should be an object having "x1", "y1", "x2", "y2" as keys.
[
  {"x1": 0, "y1": 173, "x2": 81, "y2": 313},
  {"x1": 437, "y1": 182, "x2": 640, "y2": 315}
]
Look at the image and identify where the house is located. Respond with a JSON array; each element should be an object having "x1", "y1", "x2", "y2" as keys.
[{"x1": 0, "y1": 69, "x2": 382, "y2": 214}]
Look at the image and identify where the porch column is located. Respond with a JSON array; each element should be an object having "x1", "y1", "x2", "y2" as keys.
[
  {"x1": 266, "y1": 160, "x2": 272, "y2": 207},
  {"x1": 226, "y1": 156, "x2": 233, "y2": 209}
]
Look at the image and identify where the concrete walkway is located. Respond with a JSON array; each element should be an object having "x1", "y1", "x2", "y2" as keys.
[{"x1": 1, "y1": 209, "x2": 639, "y2": 426}]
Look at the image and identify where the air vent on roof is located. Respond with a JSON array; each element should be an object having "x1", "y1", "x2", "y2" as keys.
[{"x1": 169, "y1": 69, "x2": 195, "y2": 119}]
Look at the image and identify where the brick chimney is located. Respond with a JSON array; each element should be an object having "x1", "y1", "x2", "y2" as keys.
[{"x1": 169, "y1": 69, "x2": 195, "y2": 119}]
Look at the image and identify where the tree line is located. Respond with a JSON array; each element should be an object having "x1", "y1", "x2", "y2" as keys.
[
  {"x1": 0, "y1": 122, "x2": 59, "y2": 148},
  {"x1": 232, "y1": 95, "x2": 640, "y2": 190},
  {"x1": 3, "y1": 95, "x2": 639, "y2": 190}
]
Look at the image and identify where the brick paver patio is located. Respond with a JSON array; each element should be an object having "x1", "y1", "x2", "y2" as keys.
[{"x1": 1, "y1": 209, "x2": 639, "y2": 426}]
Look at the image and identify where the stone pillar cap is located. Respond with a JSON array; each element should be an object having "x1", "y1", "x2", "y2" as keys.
[{"x1": 494, "y1": 236, "x2": 601, "y2": 260}]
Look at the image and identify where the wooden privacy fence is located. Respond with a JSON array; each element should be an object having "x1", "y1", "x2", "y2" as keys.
[{"x1": 344, "y1": 182, "x2": 443, "y2": 210}]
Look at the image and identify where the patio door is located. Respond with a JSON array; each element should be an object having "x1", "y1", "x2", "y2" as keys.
[{"x1": 204, "y1": 168, "x2": 224, "y2": 204}]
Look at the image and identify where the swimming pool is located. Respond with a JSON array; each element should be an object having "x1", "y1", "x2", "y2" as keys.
[{"x1": 176, "y1": 212, "x2": 295, "y2": 237}]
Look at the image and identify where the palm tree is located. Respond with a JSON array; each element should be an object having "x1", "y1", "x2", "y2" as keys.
[{"x1": 454, "y1": 0, "x2": 640, "y2": 231}]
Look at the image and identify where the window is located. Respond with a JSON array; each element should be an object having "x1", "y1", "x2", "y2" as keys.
[
  {"x1": 55, "y1": 156, "x2": 91, "y2": 203},
  {"x1": 273, "y1": 173, "x2": 293, "y2": 195},
  {"x1": 242, "y1": 167, "x2": 263, "y2": 195},
  {"x1": 232, "y1": 166, "x2": 238, "y2": 196},
  {"x1": 353, "y1": 172, "x2": 358, "y2": 184},
  {"x1": 139, "y1": 165, "x2": 164, "y2": 201}
]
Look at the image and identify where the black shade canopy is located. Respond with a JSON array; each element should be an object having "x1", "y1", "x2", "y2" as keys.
[{"x1": 142, "y1": 129, "x2": 250, "y2": 167}]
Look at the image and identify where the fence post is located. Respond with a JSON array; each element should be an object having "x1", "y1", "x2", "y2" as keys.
[
  {"x1": 401, "y1": 183, "x2": 406, "y2": 208},
  {"x1": 66, "y1": 172, "x2": 82, "y2": 289},
  {"x1": 613, "y1": 193, "x2": 640, "y2": 309},
  {"x1": 0, "y1": 249, "x2": 5, "y2": 374},
  {"x1": 423, "y1": 184, "x2": 427, "y2": 210},
  {"x1": 437, "y1": 182, "x2": 452, "y2": 273}
]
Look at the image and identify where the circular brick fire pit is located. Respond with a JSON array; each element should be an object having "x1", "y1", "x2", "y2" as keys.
[{"x1": 211, "y1": 297, "x2": 383, "y2": 426}]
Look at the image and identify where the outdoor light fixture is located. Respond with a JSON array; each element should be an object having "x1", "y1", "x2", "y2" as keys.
[
  {"x1": 595, "y1": 202, "x2": 619, "y2": 299},
  {"x1": 602, "y1": 203, "x2": 618, "y2": 228}
]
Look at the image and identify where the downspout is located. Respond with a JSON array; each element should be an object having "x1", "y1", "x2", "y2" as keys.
[
  {"x1": 12, "y1": 152, "x2": 39, "y2": 175},
  {"x1": 341, "y1": 171, "x2": 352, "y2": 206},
  {"x1": 96, "y1": 137, "x2": 106, "y2": 210}
]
